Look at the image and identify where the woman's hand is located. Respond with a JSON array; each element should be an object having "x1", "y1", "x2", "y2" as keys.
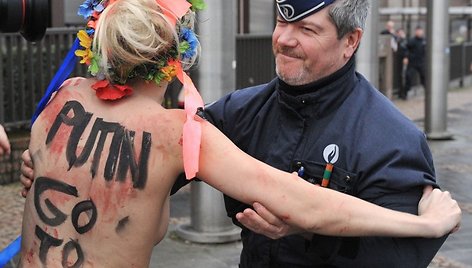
[{"x1": 418, "y1": 185, "x2": 462, "y2": 238}]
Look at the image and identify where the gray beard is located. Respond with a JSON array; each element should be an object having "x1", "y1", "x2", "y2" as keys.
[{"x1": 275, "y1": 65, "x2": 309, "y2": 86}]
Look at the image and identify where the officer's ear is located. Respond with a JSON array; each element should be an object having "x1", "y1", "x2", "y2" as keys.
[{"x1": 343, "y1": 28, "x2": 363, "y2": 59}]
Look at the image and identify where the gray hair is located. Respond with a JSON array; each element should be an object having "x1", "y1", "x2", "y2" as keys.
[{"x1": 328, "y1": 0, "x2": 370, "y2": 39}]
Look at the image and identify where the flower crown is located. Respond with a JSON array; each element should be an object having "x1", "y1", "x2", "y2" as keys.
[{"x1": 75, "y1": 0, "x2": 205, "y2": 100}]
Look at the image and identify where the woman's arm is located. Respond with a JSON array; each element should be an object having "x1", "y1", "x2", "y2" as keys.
[{"x1": 197, "y1": 120, "x2": 461, "y2": 238}]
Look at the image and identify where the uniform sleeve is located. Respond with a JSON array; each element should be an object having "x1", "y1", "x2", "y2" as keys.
[{"x1": 342, "y1": 125, "x2": 445, "y2": 266}]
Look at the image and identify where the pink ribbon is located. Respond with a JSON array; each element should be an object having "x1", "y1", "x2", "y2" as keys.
[
  {"x1": 155, "y1": 0, "x2": 191, "y2": 26},
  {"x1": 176, "y1": 65, "x2": 204, "y2": 179},
  {"x1": 156, "y1": 0, "x2": 204, "y2": 179}
]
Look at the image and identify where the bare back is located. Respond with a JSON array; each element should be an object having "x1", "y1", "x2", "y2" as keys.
[{"x1": 20, "y1": 78, "x2": 185, "y2": 267}]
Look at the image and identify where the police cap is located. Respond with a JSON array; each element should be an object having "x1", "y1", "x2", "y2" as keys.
[{"x1": 276, "y1": 0, "x2": 335, "y2": 22}]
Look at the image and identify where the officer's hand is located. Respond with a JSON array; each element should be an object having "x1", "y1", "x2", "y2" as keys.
[
  {"x1": 20, "y1": 149, "x2": 34, "y2": 198},
  {"x1": 236, "y1": 202, "x2": 302, "y2": 240},
  {"x1": 418, "y1": 185, "x2": 461, "y2": 237},
  {"x1": 0, "y1": 125, "x2": 11, "y2": 156}
]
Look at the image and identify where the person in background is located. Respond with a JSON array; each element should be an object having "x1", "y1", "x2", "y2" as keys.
[
  {"x1": 395, "y1": 28, "x2": 409, "y2": 99},
  {"x1": 402, "y1": 26, "x2": 426, "y2": 100},
  {"x1": 381, "y1": 20, "x2": 395, "y2": 35},
  {"x1": 381, "y1": 20, "x2": 398, "y2": 52}
]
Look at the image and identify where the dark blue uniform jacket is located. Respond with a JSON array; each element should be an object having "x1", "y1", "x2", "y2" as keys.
[
  {"x1": 407, "y1": 36, "x2": 426, "y2": 67},
  {"x1": 203, "y1": 59, "x2": 447, "y2": 267}
]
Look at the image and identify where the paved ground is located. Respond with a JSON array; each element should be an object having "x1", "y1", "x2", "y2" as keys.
[
  {"x1": 1, "y1": 86, "x2": 472, "y2": 267},
  {"x1": 0, "y1": 183, "x2": 24, "y2": 251}
]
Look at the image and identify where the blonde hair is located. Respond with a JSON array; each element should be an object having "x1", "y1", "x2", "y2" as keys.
[{"x1": 93, "y1": 0, "x2": 199, "y2": 82}]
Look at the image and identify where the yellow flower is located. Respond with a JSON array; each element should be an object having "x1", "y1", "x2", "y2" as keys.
[
  {"x1": 161, "y1": 64, "x2": 177, "y2": 82},
  {"x1": 75, "y1": 30, "x2": 94, "y2": 65},
  {"x1": 75, "y1": 49, "x2": 94, "y2": 65},
  {"x1": 77, "y1": 30, "x2": 92, "y2": 49}
]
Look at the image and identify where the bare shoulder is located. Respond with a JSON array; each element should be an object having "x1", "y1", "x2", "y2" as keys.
[
  {"x1": 131, "y1": 108, "x2": 185, "y2": 151},
  {"x1": 137, "y1": 108, "x2": 186, "y2": 174}
]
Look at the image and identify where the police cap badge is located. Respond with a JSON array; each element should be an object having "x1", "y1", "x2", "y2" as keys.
[{"x1": 276, "y1": 0, "x2": 336, "y2": 22}]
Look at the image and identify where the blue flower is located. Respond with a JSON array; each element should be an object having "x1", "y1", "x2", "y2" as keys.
[
  {"x1": 180, "y1": 27, "x2": 199, "y2": 60},
  {"x1": 78, "y1": 0, "x2": 104, "y2": 19},
  {"x1": 86, "y1": 28, "x2": 95, "y2": 36}
]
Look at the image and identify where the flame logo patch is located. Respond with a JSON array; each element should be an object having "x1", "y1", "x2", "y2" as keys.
[{"x1": 323, "y1": 144, "x2": 339, "y2": 164}]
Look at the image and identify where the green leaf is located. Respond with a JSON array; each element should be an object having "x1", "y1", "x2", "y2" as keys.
[
  {"x1": 179, "y1": 41, "x2": 190, "y2": 54},
  {"x1": 153, "y1": 71, "x2": 165, "y2": 85},
  {"x1": 89, "y1": 58, "x2": 100, "y2": 76},
  {"x1": 188, "y1": 0, "x2": 206, "y2": 11}
]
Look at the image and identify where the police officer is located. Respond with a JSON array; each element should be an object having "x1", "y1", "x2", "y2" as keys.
[
  {"x1": 395, "y1": 28, "x2": 409, "y2": 99},
  {"x1": 204, "y1": 1, "x2": 446, "y2": 267},
  {"x1": 402, "y1": 26, "x2": 426, "y2": 100}
]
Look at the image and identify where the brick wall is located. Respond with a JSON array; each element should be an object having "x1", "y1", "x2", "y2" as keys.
[{"x1": 0, "y1": 132, "x2": 30, "y2": 185}]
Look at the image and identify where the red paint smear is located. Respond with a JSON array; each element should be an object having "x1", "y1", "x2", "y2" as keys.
[
  {"x1": 41, "y1": 90, "x2": 78, "y2": 155},
  {"x1": 47, "y1": 125, "x2": 70, "y2": 155},
  {"x1": 89, "y1": 180, "x2": 136, "y2": 223},
  {"x1": 26, "y1": 249, "x2": 34, "y2": 263},
  {"x1": 72, "y1": 78, "x2": 85, "y2": 86},
  {"x1": 43, "y1": 192, "x2": 76, "y2": 206},
  {"x1": 38, "y1": 89, "x2": 74, "y2": 126}
]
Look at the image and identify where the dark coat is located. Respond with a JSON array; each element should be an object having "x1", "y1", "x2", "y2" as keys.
[
  {"x1": 407, "y1": 36, "x2": 426, "y2": 67},
  {"x1": 200, "y1": 58, "x2": 446, "y2": 267}
]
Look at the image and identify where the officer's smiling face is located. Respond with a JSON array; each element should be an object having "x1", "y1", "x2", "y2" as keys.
[{"x1": 272, "y1": 7, "x2": 360, "y2": 86}]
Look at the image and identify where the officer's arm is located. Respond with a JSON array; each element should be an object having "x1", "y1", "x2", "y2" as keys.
[{"x1": 343, "y1": 132, "x2": 454, "y2": 266}]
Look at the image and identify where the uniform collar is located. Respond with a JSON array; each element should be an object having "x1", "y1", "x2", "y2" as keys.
[{"x1": 276, "y1": 57, "x2": 357, "y2": 118}]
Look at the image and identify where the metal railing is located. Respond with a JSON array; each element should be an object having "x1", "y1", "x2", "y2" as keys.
[
  {"x1": 0, "y1": 27, "x2": 87, "y2": 129},
  {"x1": 450, "y1": 42, "x2": 472, "y2": 85}
]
